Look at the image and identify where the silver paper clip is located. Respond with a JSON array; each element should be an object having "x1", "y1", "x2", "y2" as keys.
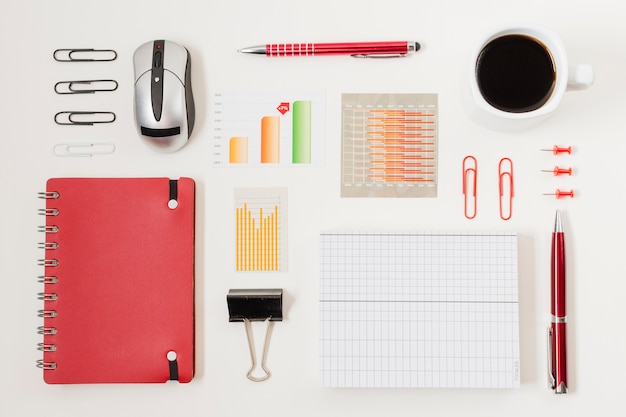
[
  {"x1": 53, "y1": 143, "x2": 116, "y2": 157},
  {"x1": 54, "y1": 111, "x2": 116, "y2": 126},
  {"x1": 54, "y1": 79, "x2": 118, "y2": 94},
  {"x1": 53, "y1": 48, "x2": 117, "y2": 62}
]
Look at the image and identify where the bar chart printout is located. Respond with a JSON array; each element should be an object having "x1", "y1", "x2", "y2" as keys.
[
  {"x1": 319, "y1": 231, "x2": 520, "y2": 388},
  {"x1": 211, "y1": 90, "x2": 325, "y2": 166},
  {"x1": 341, "y1": 94, "x2": 438, "y2": 197},
  {"x1": 235, "y1": 188, "x2": 288, "y2": 272}
]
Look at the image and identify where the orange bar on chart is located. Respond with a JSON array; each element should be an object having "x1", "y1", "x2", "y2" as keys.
[
  {"x1": 229, "y1": 137, "x2": 248, "y2": 163},
  {"x1": 236, "y1": 203, "x2": 280, "y2": 271},
  {"x1": 261, "y1": 116, "x2": 280, "y2": 163}
]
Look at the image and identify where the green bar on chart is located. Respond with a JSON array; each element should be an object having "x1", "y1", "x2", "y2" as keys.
[{"x1": 292, "y1": 100, "x2": 311, "y2": 163}]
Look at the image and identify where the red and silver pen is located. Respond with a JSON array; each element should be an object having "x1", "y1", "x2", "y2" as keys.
[
  {"x1": 238, "y1": 41, "x2": 420, "y2": 58},
  {"x1": 548, "y1": 210, "x2": 568, "y2": 393}
]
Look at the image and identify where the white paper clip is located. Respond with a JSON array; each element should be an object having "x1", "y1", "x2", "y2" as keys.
[{"x1": 53, "y1": 143, "x2": 116, "y2": 157}]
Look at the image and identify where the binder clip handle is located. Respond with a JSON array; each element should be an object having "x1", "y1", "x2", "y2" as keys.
[{"x1": 244, "y1": 318, "x2": 274, "y2": 382}]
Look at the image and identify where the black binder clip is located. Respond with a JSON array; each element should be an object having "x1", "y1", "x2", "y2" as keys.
[{"x1": 227, "y1": 289, "x2": 283, "y2": 382}]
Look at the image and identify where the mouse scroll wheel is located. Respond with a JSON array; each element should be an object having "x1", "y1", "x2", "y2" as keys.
[{"x1": 154, "y1": 51, "x2": 162, "y2": 68}]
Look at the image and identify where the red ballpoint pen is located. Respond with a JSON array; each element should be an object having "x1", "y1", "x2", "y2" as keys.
[
  {"x1": 548, "y1": 210, "x2": 568, "y2": 393},
  {"x1": 238, "y1": 41, "x2": 420, "y2": 58}
]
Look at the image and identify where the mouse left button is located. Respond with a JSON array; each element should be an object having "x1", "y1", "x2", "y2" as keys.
[{"x1": 132, "y1": 41, "x2": 155, "y2": 80}]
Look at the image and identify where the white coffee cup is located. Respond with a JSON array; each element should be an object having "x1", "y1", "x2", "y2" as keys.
[{"x1": 462, "y1": 24, "x2": 593, "y2": 131}]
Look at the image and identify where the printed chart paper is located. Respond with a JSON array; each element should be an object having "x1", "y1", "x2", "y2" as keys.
[
  {"x1": 319, "y1": 231, "x2": 520, "y2": 388},
  {"x1": 341, "y1": 94, "x2": 438, "y2": 198},
  {"x1": 211, "y1": 90, "x2": 325, "y2": 166}
]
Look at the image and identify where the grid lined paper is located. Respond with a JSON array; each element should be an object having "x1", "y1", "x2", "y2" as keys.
[{"x1": 319, "y1": 232, "x2": 520, "y2": 388}]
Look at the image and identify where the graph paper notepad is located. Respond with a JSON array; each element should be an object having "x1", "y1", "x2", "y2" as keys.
[{"x1": 319, "y1": 232, "x2": 520, "y2": 388}]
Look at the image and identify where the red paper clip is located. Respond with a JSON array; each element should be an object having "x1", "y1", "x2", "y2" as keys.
[
  {"x1": 498, "y1": 158, "x2": 514, "y2": 220},
  {"x1": 462, "y1": 156, "x2": 477, "y2": 219},
  {"x1": 542, "y1": 166, "x2": 573, "y2": 176},
  {"x1": 541, "y1": 145, "x2": 572, "y2": 155},
  {"x1": 544, "y1": 189, "x2": 575, "y2": 199}
]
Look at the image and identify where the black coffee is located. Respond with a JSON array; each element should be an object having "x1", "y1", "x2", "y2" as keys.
[{"x1": 476, "y1": 34, "x2": 556, "y2": 113}]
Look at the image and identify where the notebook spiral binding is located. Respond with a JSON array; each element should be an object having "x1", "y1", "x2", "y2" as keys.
[{"x1": 37, "y1": 190, "x2": 60, "y2": 371}]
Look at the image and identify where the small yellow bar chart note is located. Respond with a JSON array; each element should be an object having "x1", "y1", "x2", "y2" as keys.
[{"x1": 234, "y1": 188, "x2": 288, "y2": 272}]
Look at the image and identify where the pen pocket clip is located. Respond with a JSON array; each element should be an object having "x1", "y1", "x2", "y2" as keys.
[
  {"x1": 547, "y1": 327, "x2": 556, "y2": 389},
  {"x1": 351, "y1": 53, "x2": 408, "y2": 58}
]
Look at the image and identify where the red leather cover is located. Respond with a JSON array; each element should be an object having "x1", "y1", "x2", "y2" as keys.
[{"x1": 40, "y1": 177, "x2": 195, "y2": 383}]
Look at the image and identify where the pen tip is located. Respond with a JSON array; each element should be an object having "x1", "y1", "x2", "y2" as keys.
[{"x1": 413, "y1": 42, "x2": 421, "y2": 52}]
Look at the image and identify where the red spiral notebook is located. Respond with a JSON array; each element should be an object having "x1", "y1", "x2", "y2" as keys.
[{"x1": 37, "y1": 177, "x2": 195, "y2": 384}]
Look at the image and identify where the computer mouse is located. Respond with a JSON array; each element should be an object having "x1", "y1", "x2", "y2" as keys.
[{"x1": 133, "y1": 40, "x2": 195, "y2": 152}]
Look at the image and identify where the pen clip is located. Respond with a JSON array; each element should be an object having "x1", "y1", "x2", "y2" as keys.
[
  {"x1": 498, "y1": 158, "x2": 514, "y2": 220},
  {"x1": 547, "y1": 327, "x2": 556, "y2": 389},
  {"x1": 462, "y1": 156, "x2": 477, "y2": 219},
  {"x1": 350, "y1": 53, "x2": 408, "y2": 58}
]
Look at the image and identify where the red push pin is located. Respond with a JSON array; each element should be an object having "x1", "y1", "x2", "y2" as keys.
[
  {"x1": 543, "y1": 189, "x2": 575, "y2": 199},
  {"x1": 541, "y1": 145, "x2": 572, "y2": 155},
  {"x1": 541, "y1": 166, "x2": 573, "y2": 176}
]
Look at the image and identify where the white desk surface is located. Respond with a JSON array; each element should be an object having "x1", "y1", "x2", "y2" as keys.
[{"x1": 2, "y1": 1, "x2": 625, "y2": 416}]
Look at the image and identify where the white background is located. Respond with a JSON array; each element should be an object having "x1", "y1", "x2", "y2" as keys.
[{"x1": 1, "y1": 0, "x2": 624, "y2": 416}]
